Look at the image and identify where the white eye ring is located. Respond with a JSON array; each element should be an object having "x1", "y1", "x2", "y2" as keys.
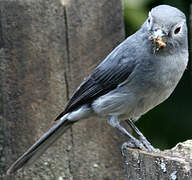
[
  {"x1": 147, "y1": 11, "x2": 153, "y2": 27},
  {"x1": 147, "y1": 18, "x2": 151, "y2": 24},
  {"x1": 172, "y1": 21, "x2": 184, "y2": 36},
  {"x1": 174, "y1": 26, "x2": 181, "y2": 34}
]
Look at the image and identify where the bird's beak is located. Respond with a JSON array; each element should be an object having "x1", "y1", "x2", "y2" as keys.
[{"x1": 149, "y1": 29, "x2": 167, "y2": 48}]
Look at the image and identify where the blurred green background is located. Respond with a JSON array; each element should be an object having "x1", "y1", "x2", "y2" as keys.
[{"x1": 122, "y1": 0, "x2": 192, "y2": 149}]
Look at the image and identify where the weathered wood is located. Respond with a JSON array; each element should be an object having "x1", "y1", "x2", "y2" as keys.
[
  {"x1": 64, "y1": 1, "x2": 126, "y2": 179},
  {"x1": 123, "y1": 140, "x2": 192, "y2": 180},
  {"x1": 0, "y1": 0, "x2": 72, "y2": 179},
  {"x1": 0, "y1": 0, "x2": 125, "y2": 179}
]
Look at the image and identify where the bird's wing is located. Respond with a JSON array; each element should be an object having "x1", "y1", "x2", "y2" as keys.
[{"x1": 55, "y1": 39, "x2": 137, "y2": 120}]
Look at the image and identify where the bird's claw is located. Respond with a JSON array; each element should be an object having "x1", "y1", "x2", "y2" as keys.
[
  {"x1": 121, "y1": 138, "x2": 159, "y2": 156},
  {"x1": 139, "y1": 137, "x2": 158, "y2": 153},
  {"x1": 121, "y1": 139, "x2": 147, "y2": 156}
]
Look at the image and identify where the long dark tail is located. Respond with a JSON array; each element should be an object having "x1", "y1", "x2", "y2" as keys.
[{"x1": 7, "y1": 117, "x2": 74, "y2": 175}]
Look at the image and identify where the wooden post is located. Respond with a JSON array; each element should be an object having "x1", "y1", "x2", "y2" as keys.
[
  {"x1": 0, "y1": 0, "x2": 125, "y2": 179},
  {"x1": 123, "y1": 140, "x2": 192, "y2": 179}
]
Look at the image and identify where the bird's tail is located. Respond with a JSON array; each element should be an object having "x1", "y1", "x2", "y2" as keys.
[{"x1": 6, "y1": 117, "x2": 74, "y2": 175}]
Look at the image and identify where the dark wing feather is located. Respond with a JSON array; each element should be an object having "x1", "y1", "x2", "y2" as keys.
[{"x1": 56, "y1": 39, "x2": 136, "y2": 120}]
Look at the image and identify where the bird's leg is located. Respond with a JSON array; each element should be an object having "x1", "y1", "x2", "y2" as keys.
[
  {"x1": 125, "y1": 119, "x2": 157, "y2": 152},
  {"x1": 108, "y1": 116, "x2": 147, "y2": 152}
]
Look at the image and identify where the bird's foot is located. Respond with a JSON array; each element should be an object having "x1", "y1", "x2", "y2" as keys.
[
  {"x1": 121, "y1": 139, "x2": 147, "y2": 156},
  {"x1": 121, "y1": 141, "x2": 135, "y2": 156},
  {"x1": 121, "y1": 138, "x2": 158, "y2": 155},
  {"x1": 139, "y1": 136, "x2": 158, "y2": 153},
  {"x1": 125, "y1": 119, "x2": 158, "y2": 153}
]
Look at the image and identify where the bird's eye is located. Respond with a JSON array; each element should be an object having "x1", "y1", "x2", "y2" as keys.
[
  {"x1": 147, "y1": 12, "x2": 152, "y2": 28},
  {"x1": 174, "y1": 26, "x2": 181, "y2": 35},
  {"x1": 148, "y1": 18, "x2": 151, "y2": 24}
]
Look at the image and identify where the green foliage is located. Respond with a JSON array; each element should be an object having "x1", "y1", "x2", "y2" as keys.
[{"x1": 122, "y1": 0, "x2": 149, "y2": 34}]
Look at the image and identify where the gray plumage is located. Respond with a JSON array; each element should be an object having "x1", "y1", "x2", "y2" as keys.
[{"x1": 7, "y1": 5, "x2": 188, "y2": 174}]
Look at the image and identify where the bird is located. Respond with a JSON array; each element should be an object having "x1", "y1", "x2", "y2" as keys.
[{"x1": 7, "y1": 5, "x2": 188, "y2": 174}]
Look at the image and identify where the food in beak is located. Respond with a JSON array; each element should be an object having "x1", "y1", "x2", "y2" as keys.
[
  {"x1": 149, "y1": 34, "x2": 167, "y2": 53},
  {"x1": 155, "y1": 37, "x2": 166, "y2": 48}
]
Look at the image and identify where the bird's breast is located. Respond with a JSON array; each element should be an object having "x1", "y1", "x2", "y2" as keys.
[{"x1": 121, "y1": 51, "x2": 188, "y2": 118}]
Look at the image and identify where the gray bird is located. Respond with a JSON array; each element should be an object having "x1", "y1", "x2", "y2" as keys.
[{"x1": 7, "y1": 5, "x2": 188, "y2": 174}]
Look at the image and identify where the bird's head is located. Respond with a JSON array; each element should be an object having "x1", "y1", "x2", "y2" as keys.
[{"x1": 144, "y1": 5, "x2": 187, "y2": 54}]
